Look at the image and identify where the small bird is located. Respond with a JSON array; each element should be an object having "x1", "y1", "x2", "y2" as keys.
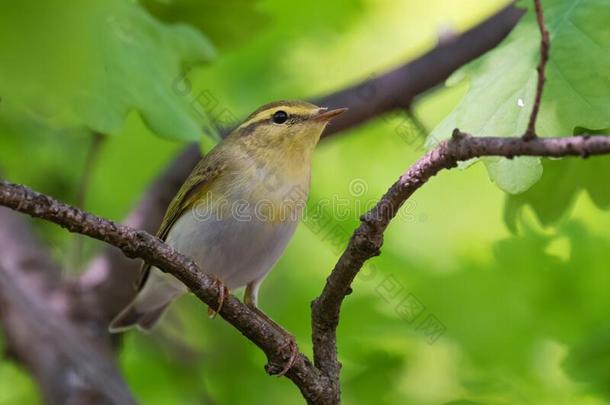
[{"x1": 109, "y1": 101, "x2": 346, "y2": 339}]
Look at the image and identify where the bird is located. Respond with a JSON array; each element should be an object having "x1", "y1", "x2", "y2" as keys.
[{"x1": 109, "y1": 100, "x2": 346, "y2": 370}]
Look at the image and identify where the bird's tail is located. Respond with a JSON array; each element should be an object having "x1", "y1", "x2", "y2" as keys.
[
  {"x1": 108, "y1": 301, "x2": 171, "y2": 333},
  {"x1": 109, "y1": 268, "x2": 187, "y2": 333}
]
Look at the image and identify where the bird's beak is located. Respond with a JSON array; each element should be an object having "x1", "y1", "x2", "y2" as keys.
[{"x1": 312, "y1": 107, "x2": 348, "y2": 122}]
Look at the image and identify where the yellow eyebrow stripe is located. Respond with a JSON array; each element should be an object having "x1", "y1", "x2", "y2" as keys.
[
  {"x1": 237, "y1": 105, "x2": 316, "y2": 130},
  {"x1": 237, "y1": 113, "x2": 268, "y2": 130}
]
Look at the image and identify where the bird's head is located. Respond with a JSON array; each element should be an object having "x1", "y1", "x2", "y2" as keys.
[{"x1": 228, "y1": 101, "x2": 347, "y2": 166}]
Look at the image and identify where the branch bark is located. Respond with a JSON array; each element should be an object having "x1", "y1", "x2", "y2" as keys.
[
  {"x1": 0, "y1": 181, "x2": 332, "y2": 404},
  {"x1": 0, "y1": 3, "x2": 526, "y2": 403},
  {"x1": 524, "y1": 0, "x2": 550, "y2": 140},
  {"x1": 314, "y1": 4, "x2": 524, "y2": 134},
  {"x1": 77, "y1": 146, "x2": 202, "y2": 335},
  {"x1": 2, "y1": 133, "x2": 610, "y2": 404},
  {"x1": 310, "y1": 132, "x2": 610, "y2": 388},
  {"x1": 81, "y1": 3, "x2": 524, "y2": 328}
]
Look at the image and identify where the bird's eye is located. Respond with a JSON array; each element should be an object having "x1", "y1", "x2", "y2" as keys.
[{"x1": 272, "y1": 110, "x2": 288, "y2": 124}]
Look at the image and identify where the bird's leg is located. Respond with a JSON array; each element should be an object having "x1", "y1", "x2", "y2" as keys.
[
  {"x1": 244, "y1": 281, "x2": 298, "y2": 377},
  {"x1": 208, "y1": 277, "x2": 229, "y2": 319}
]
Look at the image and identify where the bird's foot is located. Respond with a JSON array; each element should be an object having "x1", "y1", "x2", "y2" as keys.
[
  {"x1": 207, "y1": 277, "x2": 229, "y2": 319},
  {"x1": 246, "y1": 304, "x2": 298, "y2": 377},
  {"x1": 276, "y1": 333, "x2": 298, "y2": 377}
]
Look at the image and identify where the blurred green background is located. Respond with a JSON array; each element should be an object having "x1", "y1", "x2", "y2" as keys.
[{"x1": 1, "y1": 0, "x2": 610, "y2": 404}]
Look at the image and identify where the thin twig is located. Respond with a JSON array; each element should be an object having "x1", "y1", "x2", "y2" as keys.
[
  {"x1": 78, "y1": 145, "x2": 202, "y2": 336},
  {"x1": 524, "y1": 0, "x2": 550, "y2": 140},
  {"x1": 317, "y1": 4, "x2": 524, "y2": 136},
  {"x1": 404, "y1": 108, "x2": 429, "y2": 138},
  {"x1": 68, "y1": 131, "x2": 105, "y2": 271},
  {"x1": 3, "y1": 133, "x2": 610, "y2": 404},
  {"x1": 0, "y1": 179, "x2": 332, "y2": 404},
  {"x1": 311, "y1": 132, "x2": 610, "y2": 386},
  {"x1": 81, "y1": 2, "x2": 525, "y2": 339},
  {"x1": 0, "y1": 4, "x2": 529, "y2": 403}
]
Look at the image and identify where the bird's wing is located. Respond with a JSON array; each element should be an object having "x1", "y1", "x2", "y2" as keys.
[{"x1": 136, "y1": 156, "x2": 224, "y2": 290}]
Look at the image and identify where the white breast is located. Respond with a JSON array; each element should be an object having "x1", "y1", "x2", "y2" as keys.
[{"x1": 165, "y1": 199, "x2": 301, "y2": 290}]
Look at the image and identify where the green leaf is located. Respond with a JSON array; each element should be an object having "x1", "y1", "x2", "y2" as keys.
[
  {"x1": 0, "y1": 0, "x2": 216, "y2": 140},
  {"x1": 77, "y1": 0, "x2": 216, "y2": 140},
  {"x1": 428, "y1": 0, "x2": 610, "y2": 194},
  {"x1": 505, "y1": 128, "x2": 610, "y2": 231},
  {"x1": 485, "y1": 156, "x2": 542, "y2": 194},
  {"x1": 140, "y1": 0, "x2": 270, "y2": 50}
]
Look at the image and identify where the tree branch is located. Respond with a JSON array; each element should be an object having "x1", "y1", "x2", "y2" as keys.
[
  {"x1": 77, "y1": 146, "x2": 202, "y2": 335},
  {"x1": 524, "y1": 0, "x2": 550, "y2": 140},
  {"x1": 0, "y1": 3, "x2": 544, "y2": 404},
  {"x1": 314, "y1": 4, "x2": 524, "y2": 135},
  {"x1": 81, "y1": 3, "x2": 524, "y2": 327},
  {"x1": 0, "y1": 181, "x2": 332, "y2": 404},
  {"x1": 310, "y1": 132, "x2": 610, "y2": 385},
  {"x1": 2, "y1": 2, "x2": 524, "y2": 401},
  {"x1": 2, "y1": 133, "x2": 609, "y2": 404}
]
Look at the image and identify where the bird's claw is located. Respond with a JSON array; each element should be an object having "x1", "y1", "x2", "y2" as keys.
[
  {"x1": 208, "y1": 278, "x2": 228, "y2": 319},
  {"x1": 276, "y1": 335, "x2": 298, "y2": 377}
]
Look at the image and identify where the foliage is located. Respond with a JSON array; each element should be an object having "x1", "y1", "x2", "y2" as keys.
[
  {"x1": 429, "y1": 0, "x2": 610, "y2": 197},
  {"x1": 0, "y1": 0, "x2": 215, "y2": 141},
  {"x1": 1, "y1": 0, "x2": 610, "y2": 404},
  {"x1": 140, "y1": 0, "x2": 271, "y2": 50}
]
